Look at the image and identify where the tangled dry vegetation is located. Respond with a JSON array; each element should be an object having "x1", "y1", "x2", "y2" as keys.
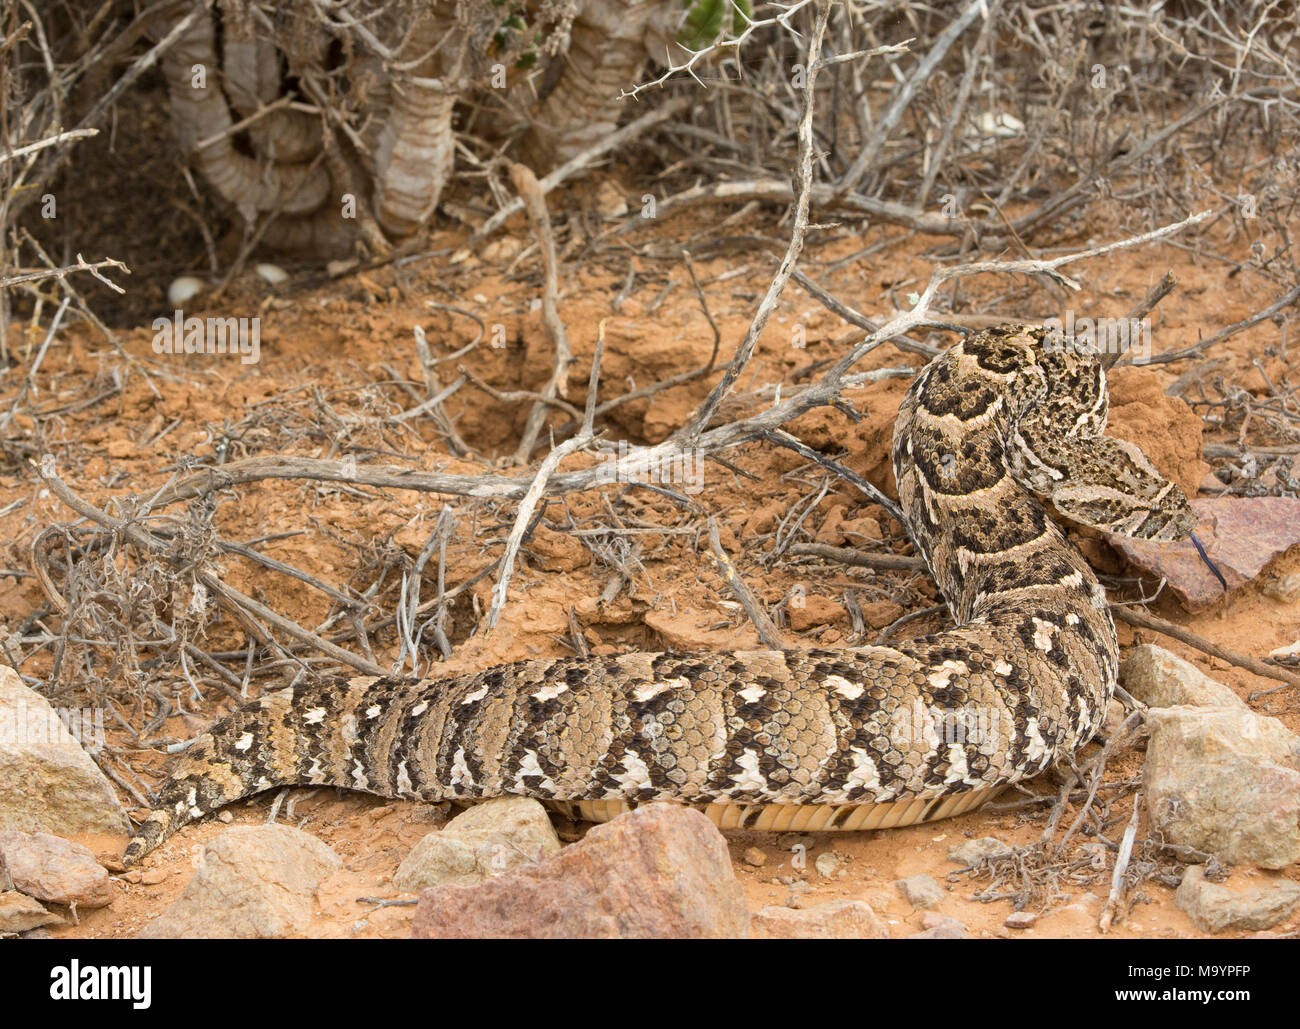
[{"x1": 1, "y1": 0, "x2": 1298, "y2": 931}]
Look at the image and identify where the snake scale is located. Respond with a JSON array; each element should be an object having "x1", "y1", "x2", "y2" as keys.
[{"x1": 122, "y1": 324, "x2": 1195, "y2": 865}]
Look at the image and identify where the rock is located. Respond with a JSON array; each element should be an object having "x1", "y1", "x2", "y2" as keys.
[
  {"x1": 921, "y1": 911, "x2": 964, "y2": 931},
  {"x1": 742, "y1": 847, "x2": 767, "y2": 867},
  {"x1": 0, "y1": 890, "x2": 62, "y2": 932},
  {"x1": 166, "y1": 275, "x2": 205, "y2": 306},
  {"x1": 1129, "y1": 646, "x2": 1300, "y2": 868},
  {"x1": 788, "y1": 595, "x2": 846, "y2": 632},
  {"x1": 946, "y1": 837, "x2": 1012, "y2": 865},
  {"x1": 527, "y1": 525, "x2": 591, "y2": 573},
  {"x1": 254, "y1": 262, "x2": 287, "y2": 285},
  {"x1": 907, "y1": 913, "x2": 967, "y2": 939},
  {"x1": 860, "y1": 601, "x2": 904, "y2": 630},
  {"x1": 1120, "y1": 645, "x2": 1243, "y2": 708},
  {"x1": 393, "y1": 797, "x2": 560, "y2": 892},
  {"x1": 137, "y1": 826, "x2": 340, "y2": 939},
  {"x1": 840, "y1": 515, "x2": 884, "y2": 544},
  {"x1": 1144, "y1": 704, "x2": 1300, "y2": 869},
  {"x1": 1175, "y1": 866, "x2": 1300, "y2": 934},
  {"x1": 0, "y1": 668, "x2": 130, "y2": 836},
  {"x1": 412, "y1": 803, "x2": 748, "y2": 939},
  {"x1": 1103, "y1": 698, "x2": 1127, "y2": 736},
  {"x1": 593, "y1": 180, "x2": 629, "y2": 220},
  {"x1": 1261, "y1": 573, "x2": 1300, "y2": 605},
  {"x1": 1108, "y1": 497, "x2": 1300, "y2": 610},
  {"x1": 1270, "y1": 640, "x2": 1300, "y2": 662},
  {"x1": 1051, "y1": 893, "x2": 1104, "y2": 924},
  {"x1": 895, "y1": 873, "x2": 945, "y2": 910},
  {"x1": 750, "y1": 899, "x2": 888, "y2": 939},
  {"x1": 0, "y1": 830, "x2": 113, "y2": 908},
  {"x1": 776, "y1": 833, "x2": 815, "y2": 853},
  {"x1": 644, "y1": 608, "x2": 749, "y2": 650},
  {"x1": 814, "y1": 851, "x2": 839, "y2": 878},
  {"x1": 1004, "y1": 911, "x2": 1038, "y2": 929},
  {"x1": 480, "y1": 237, "x2": 524, "y2": 264}
]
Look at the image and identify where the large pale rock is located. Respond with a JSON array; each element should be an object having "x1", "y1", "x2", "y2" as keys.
[
  {"x1": 1123, "y1": 645, "x2": 1300, "y2": 869},
  {"x1": 0, "y1": 890, "x2": 62, "y2": 933},
  {"x1": 1120, "y1": 645, "x2": 1243, "y2": 709},
  {"x1": 1145, "y1": 705, "x2": 1300, "y2": 869},
  {"x1": 1175, "y1": 866, "x2": 1300, "y2": 933},
  {"x1": 751, "y1": 899, "x2": 889, "y2": 939},
  {"x1": 393, "y1": 797, "x2": 560, "y2": 892},
  {"x1": 0, "y1": 830, "x2": 114, "y2": 908},
  {"x1": 138, "y1": 826, "x2": 340, "y2": 939},
  {"x1": 412, "y1": 803, "x2": 748, "y2": 938},
  {"x1": 0, "y1": 668, "x2": 129, "y2": 836}
]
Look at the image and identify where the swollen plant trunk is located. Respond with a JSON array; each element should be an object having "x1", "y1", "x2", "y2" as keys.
[
  {"x1": 257, "y1": 205, "x2": 361, "y2": 253},
  {"x1": 522, "y1": 0, "x2": 685, "y2": 170},
  {"x1": 157, "y1": 2, "x2": 330, "y2": 222},
  {"x1": 370, "y1": 8, "x2": 465, "y2": 238},
  {"x1": 219, "y1": 0, "x2": 322, "y2": 165}
]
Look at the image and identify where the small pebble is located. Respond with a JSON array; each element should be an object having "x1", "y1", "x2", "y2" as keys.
[
  {"x1": 1004, "y1": 911, "x2": 1038, "y2": 929},
  {"x1": 895, "y1": 873, "x2": 945, "y2": 910},
  {"x1": 166, "y1": 276, "x2": 205, "y2": 307},
  {"x1": 947, "y1": 836, "x2": 1012, "y2": 865},
  {"x1": 814, "y1": 852, "x2": 839, "y2": 878},
  {"x1": 742, "y1": 847, "x2": 767, "y2": 867},
  {"x1": 1262, "y1": 574, "x2": 1300, "y2": 604}
]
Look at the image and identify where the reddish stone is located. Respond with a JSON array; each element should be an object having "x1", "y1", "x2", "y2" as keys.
[{"x1": 412, "y1": 803, "x2": 748, "y2": 939}]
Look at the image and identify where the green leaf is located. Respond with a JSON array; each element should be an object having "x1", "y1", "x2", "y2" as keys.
[{"x1": 678, "y1": 0, "x2": 751, "y2": 51}]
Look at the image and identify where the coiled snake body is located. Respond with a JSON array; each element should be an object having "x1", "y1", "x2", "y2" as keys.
[{"x1": 123, "y1": 325, "x2": 1194, "y2": 864}]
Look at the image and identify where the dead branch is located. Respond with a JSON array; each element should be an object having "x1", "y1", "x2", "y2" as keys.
[
  {"x1": 459, "y1": 95, "x2": 697, "y2": 253},
  {"x1": 1113, "y1": 603, "x2": 1300, "y2": 692},
  {"x1": 707, "y1": 517, "x2": 786, "y2": 651},
  {"x1": 509, "y1": 162, "x2": 574, "y2": 465},
  {"x1": 679, "y1": 2, "x2": 832, "y2": 440},
  {"x1": 34, "y1": 460, "x2": 386, "y2": 678},
  {"x1": 1144, "y1": 283, "x2": 1300, "y2": 365},
  {"x1": 787, "y1": 542, "x2": 924, "y2": 572}
]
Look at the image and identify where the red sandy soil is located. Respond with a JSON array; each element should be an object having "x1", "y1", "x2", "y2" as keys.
[{"x1": 4, "y1": 174, "x2": 1297, "y2": 939}]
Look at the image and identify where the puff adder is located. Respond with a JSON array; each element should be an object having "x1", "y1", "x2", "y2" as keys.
[{"x1": 122, "y1": 324, "x2": 1195, "y2": 865}]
